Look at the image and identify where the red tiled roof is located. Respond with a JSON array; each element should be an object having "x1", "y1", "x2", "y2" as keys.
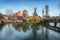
[{"x1": 12, "y1": 11, "x2": 23, "y2": 17}]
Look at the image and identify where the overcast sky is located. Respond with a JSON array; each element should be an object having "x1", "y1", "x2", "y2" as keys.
[{"x1": 0, "y1": 0, "x2": 60, "y2": 16}]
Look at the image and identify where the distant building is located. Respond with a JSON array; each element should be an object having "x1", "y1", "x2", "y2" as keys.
[
  {"x1": 3, "y1": 15, "x2": 9, "y2": 20},
  {"x1": 0, "y1": 13, "x2": 4, "y2": 20},
  {"x1": 52, "y1": 16, "x2": 59, "y2": 18},
  {"x1": 11, "y1": 11, "x2": 23, "y2": 20},
  {"x1": 0, "y1": 13, "x2": 9, "y2": 20},
  {"x1": 23, "y1": 10, "x2": 28, "y2": 19}
]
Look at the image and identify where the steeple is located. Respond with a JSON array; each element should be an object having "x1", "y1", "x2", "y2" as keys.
[{"x1": 33, "y1": 8, "x2": 38, "y2": 16}]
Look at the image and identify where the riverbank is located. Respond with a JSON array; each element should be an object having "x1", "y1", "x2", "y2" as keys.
[{"x1": 0, "y1": 20, "x2": 23, "y2": 24}]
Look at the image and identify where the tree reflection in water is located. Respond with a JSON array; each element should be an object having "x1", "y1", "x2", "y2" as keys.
[
  {"x1": 13, "y1": 23, "x2": 40, "y2": 40},
  {"x1": 31, "y1": 24, "x2": 40, "y2": 40},
  {"x1": 4, "y1": 22, "x2": 60, "y2": 40}
]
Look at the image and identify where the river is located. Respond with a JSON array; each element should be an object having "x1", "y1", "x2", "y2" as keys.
[{"x1": 0, "y1": 23, "x2": 60, "y2": 40}]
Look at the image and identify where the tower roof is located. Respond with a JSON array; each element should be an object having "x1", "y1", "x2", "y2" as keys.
[
  {"x1": 23, "y1": 10, "x2": 28, "y2": 14},
  {"x1": 12, "y1": 11, "x2": 23, "y2": 17},
  {"x1": 33, "y1": 8, "x2": 38, "y2": 16},
  {"x1": 23, "y1": 10, "x2": 27, "y2": 12}
]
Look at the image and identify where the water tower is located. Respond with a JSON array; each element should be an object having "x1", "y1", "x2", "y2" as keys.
[
  {"x1": 45, "y1": 5, "x2": 49, "y2": 17},
  {"x1": 42, "y1": 9, "x2": 44, "y2": 17}
]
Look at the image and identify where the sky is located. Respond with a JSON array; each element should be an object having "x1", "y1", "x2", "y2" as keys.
[{"x1": 0, "y1": 0, "x2": 60, "y2": 17}]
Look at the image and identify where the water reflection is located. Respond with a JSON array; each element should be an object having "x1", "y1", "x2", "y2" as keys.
[
  {"x1": 0, "y1": 24, "x2": 4, "y2": 30},
  {"x1": 0, "y1": 23, "x2": 60, "y2": 40}
]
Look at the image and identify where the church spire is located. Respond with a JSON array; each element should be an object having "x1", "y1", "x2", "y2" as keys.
[{"x1": 33, "y1": 8, "x2": 38, "y2": 16}]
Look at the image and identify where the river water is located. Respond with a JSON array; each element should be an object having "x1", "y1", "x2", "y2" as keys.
[{"x1": 0, "y1": 23, "x2": 60, "y2": 40}]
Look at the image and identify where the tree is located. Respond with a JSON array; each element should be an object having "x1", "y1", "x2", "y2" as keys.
[{"x1": 6, "y1": 9, "x2": 14, "y2": 16}]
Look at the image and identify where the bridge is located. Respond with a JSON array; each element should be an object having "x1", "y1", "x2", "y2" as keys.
[
  {"x1": 41, "y1": 23, "x2": 60, "y2": 33},
  {"x1": 47, "y1": 25, "x2": 60, "y2": 33},
  {"x1": 42, "y1": 17, "x2": 60, "y2": 23},
  {"x1": 41, "y1": 17, "x2": 60, "y2": 33}
]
